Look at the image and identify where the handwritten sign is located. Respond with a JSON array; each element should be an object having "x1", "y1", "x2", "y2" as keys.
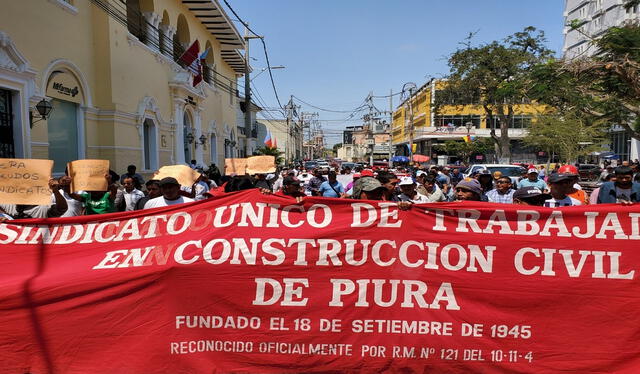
[
  {"x1": 246, "y1": 155, "x2": 276, "y2": 175},
  {"x1": 153, "y1": 165, "x2": 200, "y2": 187},
  {"x1": 67, "y1": 160, "x2": 109, "y2": 192},
  {"x1": 224, "y1": 158, "x2": 247, "y2": 176},
  {"x1": 0, "y1": 158, "x2": 53, "y2": 205}
]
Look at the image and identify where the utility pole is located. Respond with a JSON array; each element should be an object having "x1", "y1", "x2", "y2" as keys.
[
  {"x1": 244, "y1": 26, "x2": 261, "y2": 156},
  {"x1": 367, "y1": 92, "x2": 375, "y2": 166},
  {"x1": 401, "y1": 82, "x2": 417, "y2": 162},
  {"x1": 285, "y1": 96, "x2": 294, "y2": 165},
  {"x1": 388, "y1": 88, "x2": 393, "y2": 167}
]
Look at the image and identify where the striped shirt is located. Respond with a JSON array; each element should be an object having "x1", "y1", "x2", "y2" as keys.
[{"x1": 486, "y1": 189, "x2": 515, "y2": 204}]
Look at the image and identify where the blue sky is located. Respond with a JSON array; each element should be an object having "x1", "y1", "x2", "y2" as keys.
[{"x1": 226, "y1": 1, "x2": 566, "y2": 145}]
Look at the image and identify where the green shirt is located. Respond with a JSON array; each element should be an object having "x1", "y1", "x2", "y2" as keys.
[{"x1": 81, "y1": 192, "x2": 115, "y2": 215}]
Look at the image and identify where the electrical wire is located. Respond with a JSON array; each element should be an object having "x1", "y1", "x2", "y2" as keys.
[
  {"x1": 372, "y1": 92, "x2": 402, "y2": 98},
  {"x1": 222, "y1": 0, "x2": 284, "y2": 109},
  {"x1": 291, "y1": 95, "x2": 369, "y2": 113}
]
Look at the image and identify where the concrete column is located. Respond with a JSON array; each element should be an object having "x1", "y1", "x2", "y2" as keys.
[
  {"x1": 631, "y1": 138, "x2": 640, "y2": 162},
  {"x1": 142, "y1": 12, "x2": 161, "y2": 52}
]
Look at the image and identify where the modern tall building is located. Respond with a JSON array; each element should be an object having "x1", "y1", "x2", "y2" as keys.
[
  {"x1": 563, "y1": 0, "x2": 640, "y2": 161},
  {"x1": 563, "y1": 0, "x2": 639, "y2": 58},
  {"x1": 0, "y1": 0, "x2": 247, "y2": 176}
]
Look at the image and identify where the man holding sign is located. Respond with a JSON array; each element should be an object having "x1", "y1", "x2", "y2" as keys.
[
  {"x1": 0, "y1": 178, "x2": 67, "y2": 219},
  {"x1": 68, "y1": 174, "x2": 118, "y2": 215},
  {"x1": 0, "y1": 158, "x2": 67, "y2": 219}
]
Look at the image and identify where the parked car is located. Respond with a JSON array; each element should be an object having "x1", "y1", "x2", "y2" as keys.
[
  {"x1": 316, "y1": 161, "x2": 331, "y2": 173},
  {"x1": 304, "y1": 161, "x2": 318, "y2": 170},
  {"x1": 578, "y1": 164, "x2": 602, "y2": 181},
  {"x1": 341, "y1": 162, "x2": 356, "y2": 171},
  {"x1": 464, "y1": 164, "x2": 526, "y2": 184}
]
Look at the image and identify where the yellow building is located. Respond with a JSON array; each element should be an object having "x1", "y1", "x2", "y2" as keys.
[
  {"x1": 0, "y1": 0, "x2": 246, "y2": 176},
  {"x1": 391, "y1": 79, "x2": 548, "y2": 161}
]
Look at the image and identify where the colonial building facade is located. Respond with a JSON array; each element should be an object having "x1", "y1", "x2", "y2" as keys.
[{"x1": 0, "y1": 0, "x2": 245, "y2": 175}]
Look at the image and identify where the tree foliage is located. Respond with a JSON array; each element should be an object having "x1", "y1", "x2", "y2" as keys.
[
  {"x1": 435, "y1": 138, "x2": 494, "y2": 162},
  {"x1": 529, "y1": 23, "x2": 640, "y2": 141},
  {"x1": 434, "y1": 27, "x2": 554, "y2": 161},
  {"x1": 523, "y1": 114, "x2": 607, "y2": 163}
]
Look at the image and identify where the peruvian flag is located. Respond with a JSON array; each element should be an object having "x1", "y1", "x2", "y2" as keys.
[
  {"x1": 264, "y1": 129, "x2": 276, "y2": 148},
  {"x1": 178, "y1": 40, "x2": 203, "y2": 87}
]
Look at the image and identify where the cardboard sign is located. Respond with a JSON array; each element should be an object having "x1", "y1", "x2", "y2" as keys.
[
  {"x1": 224, "y1": 158, "x2": 247, "y2": 175},
  {"x1": 0, "y1": 158, "x2": 53, "y2": 205},
  {"x1": 153, "y1": 165, "x2": 200, "y2": 187},
  {"x1": 67, "y1": 159, "x2": 109, "y2": 192},
  {"x1": 246, "y1": 155, "x2": 276, "y2": 174}
]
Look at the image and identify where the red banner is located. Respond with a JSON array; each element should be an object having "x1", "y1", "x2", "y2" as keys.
[{"x1": 1, "y1": 190, "x2": 639, "y2": 373}]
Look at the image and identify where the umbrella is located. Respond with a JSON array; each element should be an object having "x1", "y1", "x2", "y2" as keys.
[
  {"x1": 392, "y1": 156, "x2": 409, "y2": 163},
  {"x1": 412, "y1": 154, "x2": 430, "y2": 162}
]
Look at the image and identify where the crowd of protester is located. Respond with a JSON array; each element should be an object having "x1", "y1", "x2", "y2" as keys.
[{"x1": 0, "y1": 160, "x2": 639, "y2": 221}]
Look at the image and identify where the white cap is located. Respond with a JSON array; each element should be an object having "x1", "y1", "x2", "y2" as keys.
[{"x1": 399, "y1": 176, "x2": 415, "y2": 186}]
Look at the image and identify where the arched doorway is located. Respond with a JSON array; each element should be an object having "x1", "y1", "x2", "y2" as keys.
[{"x1": 45, "y1": 68, "x2": 86, "y2": 173}]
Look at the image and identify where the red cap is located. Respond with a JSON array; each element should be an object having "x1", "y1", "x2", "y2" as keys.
[
  {"x1": 361, "y1": 169, "x2": 374, "y2": 177},
  {"x1": 558, "y1": 165, "x2": 578, "y2": 175}
]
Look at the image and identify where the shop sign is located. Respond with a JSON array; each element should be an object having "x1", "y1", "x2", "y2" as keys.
[{"x1": 46, "y1": 71, "x2": 83, "y2": 104}]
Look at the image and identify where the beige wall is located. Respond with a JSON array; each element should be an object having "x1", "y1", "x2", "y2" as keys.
[{"x1": 0, "y1": 0, "x2": 243, "y2": 178}]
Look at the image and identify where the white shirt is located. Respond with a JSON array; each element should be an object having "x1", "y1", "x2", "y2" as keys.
[
  {"x1": 122, "y1": 189, "x2": 145, "y2": 211},
  {"x1": 181, "y1": 182, "x2": 209, "y2": 201},
  {"x1": 60, "y1": 190, "x2": 83, "y2": 217},
  {"x1": 399, "y1": 192, "x2": 430, "y2": 204},
  {"x1": 544, "y1": 196, "x2": 582, "y2": 208},
  {"x1": 144, "y1": 196, "x2": 195, "y2": 209}
]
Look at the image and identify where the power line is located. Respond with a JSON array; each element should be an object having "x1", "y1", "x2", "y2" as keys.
[
  {"x1": 222, "y1": 0, "x2": 284, "y2": 109},
  {"x1": 291, "y1": 95, "x2": 368, "y2": 113},
  {"x1": 372, "y1": 92, "x2": 402, "y2": 98}
]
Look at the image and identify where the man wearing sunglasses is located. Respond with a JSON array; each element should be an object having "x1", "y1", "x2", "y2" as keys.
[{"x1": 486, "y1": 176, "x2": 515, "y2": 204}]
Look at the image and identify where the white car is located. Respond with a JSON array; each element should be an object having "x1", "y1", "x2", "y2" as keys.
[
  {"x1": 316, "y1": 161, "x2": 330, "y2": 173},
  {"x1": 464, "y1": 164, "x2": 526, "y2": 184}
]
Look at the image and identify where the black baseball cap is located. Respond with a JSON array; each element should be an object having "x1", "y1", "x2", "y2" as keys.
[
  {"x1": 547, "y1": 173, "x2": 572, "y2": 183},
  {"x1": 513, "y1": 186, "x2": 551, "y2": 201}
]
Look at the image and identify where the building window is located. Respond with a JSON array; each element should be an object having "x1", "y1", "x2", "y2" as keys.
[
  {"x1": 488, "y1": 115, "x2": 532, "y2": 129},
  {"x1": 142, "y1": 118, "x2": 157, "y2": 170},
  {"x1": 434, "y1": 115, "x2": 481, "y2": 128},
  {"x1": 578, "y1": 6, "x2": 586, "y2": 18},
  {"x1": 434, "y1": 90, "x2": 480, "y2": 105},
  {"x1": 125, "y1": 0, "x2": 146, "y2": 42},
  {"x1": 593, "y1": 16, "x2": 602, "y2": 28},
  {"x1": 0, "y1": 89, "x2": 15, "y2": 158}
]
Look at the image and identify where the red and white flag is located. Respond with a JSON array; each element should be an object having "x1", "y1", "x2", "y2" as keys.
[{"x1": 178, "y1": 40, "x2": 202, "y2": 87}]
